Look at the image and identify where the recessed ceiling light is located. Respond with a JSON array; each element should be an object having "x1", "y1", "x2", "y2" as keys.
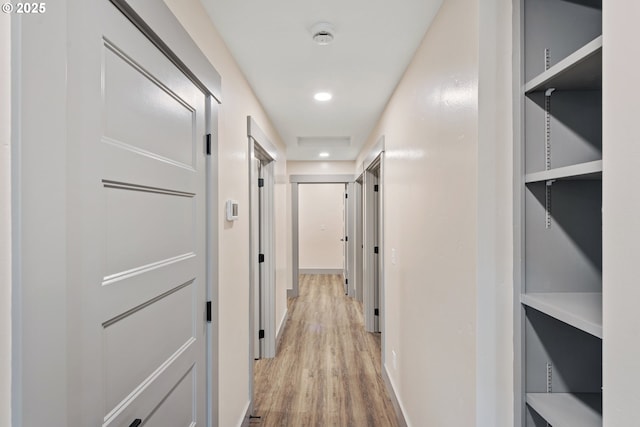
[
  {"x1": 314, "y1": 92, "x2": 332, "y2": 102},
  {"x1": 319, "y1": 152, "x2": 330, "y2": 158}
]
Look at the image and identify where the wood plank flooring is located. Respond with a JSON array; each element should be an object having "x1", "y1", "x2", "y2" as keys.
[{"x1": 251, "y1": 274, "x2": 399, "y2": 427}]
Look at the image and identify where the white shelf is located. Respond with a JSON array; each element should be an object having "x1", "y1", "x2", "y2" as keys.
[
  {"x1": 525, "y1": 36, "x2": 603, "y2": 93},
  {"x1": 527, "y1": 393, "x2": 602, "y2": 427},
  {"x1": 525, "y1": 160, "x2": 602, "y2": 183},
  {"x1": 521, "y1": 292, "x2": 602, "y2": 338}
]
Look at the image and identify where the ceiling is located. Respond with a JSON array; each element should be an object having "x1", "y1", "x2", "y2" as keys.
[{"x1": 200, "y1": 0, "x2": 443, "y2": 161}]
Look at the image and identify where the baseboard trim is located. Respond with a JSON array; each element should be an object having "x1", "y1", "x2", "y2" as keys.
[
  {"x1": 382, "y1": 364, "x2": 409, "y2": 427},
  {"x1": 238, "y1": 400, "x2": 251, "y2": 427},
  {"x1": 276, "y1": 308, "x2": 288, "y2": 352},
  {"x1": 299, "y1": 268, "x2": 343, "y2": 275}
]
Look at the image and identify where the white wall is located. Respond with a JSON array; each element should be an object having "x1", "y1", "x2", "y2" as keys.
[
  {"x1": 355, "y1": 0, "x2": 512, "y2": 424},
  {"x1": 162, "y1": 1, "x2": 288, "y2": 425},
  {"x1": 298, "y1": 184, "x2": 345, "y2": 270},
  {"x1": 1, "y1": 11, "x2": 11, "y2": 427},
  {"x1": 356, "y1": 0, "x2": 479, "y2": 424},
  {"x1": 274, "y1": 173, "x2": 289, "y2": 341},
  {"x1": 603, "y1": 0, "x2": 640, "y2": 424},
  {"x1": 287, "y1": 160, "x2": 355, "y2": 176}
]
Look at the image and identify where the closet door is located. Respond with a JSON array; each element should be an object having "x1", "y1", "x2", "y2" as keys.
[{"x1": 68, "y1": 1, "x2": 208, "y2": 425}]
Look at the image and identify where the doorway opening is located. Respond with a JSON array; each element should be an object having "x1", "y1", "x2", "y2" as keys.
[
  {"x1": 290, "y1": 174, "x2": 356, "y2": 299},
  {"x1": 298, "y1": 183, "x2": 346, "y2": 281},
  {"x1": 359, "y1": 150, "x2": 384, "y2": 334},
  {"x1": 248, "y1": 117, "x2": 278, "y2": 361},
  {"x1": 247, "y1": 116, "x2": 279, "y2": 421}
]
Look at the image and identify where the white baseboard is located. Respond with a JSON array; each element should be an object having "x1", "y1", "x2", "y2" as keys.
[
  {"x1": 276, "y1": 308, "x2": 288, "y2": 352},
  {"x1": 238, "y1": 400, "x2": 251, "y2": 427},
  {"x1": 299, "y1": 268, "x2": 343, "y2": 275},
  {"x1": 383, "y1": 364, "x2": 409, "y2": 427}
]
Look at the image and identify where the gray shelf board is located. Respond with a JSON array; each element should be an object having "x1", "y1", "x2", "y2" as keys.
[
  {"x1": 521, "y1": 292, "x2": 602, "y2": 339},
  {"x1": 525, "y1": 160, "x2": 602, "y2": 183},
  {"x1": 527, "y1": 393, "x2": 602, "y2": 427},
  {"x1": 525, "y1": 36, "x2": 603, "y2": 93}
]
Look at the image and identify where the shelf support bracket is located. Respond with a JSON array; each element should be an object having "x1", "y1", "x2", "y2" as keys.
[
  {"x1": 545, "y1": 179, "x2": 555, "y2": 229},
  {"x1": 546, "y1": 362, "x2": 553, "y2": 427},
  {"x1": 544, "y1": 48, "x2": 551, "y2": 71},
  {"x1": 544, "y1": 88, "x2": 556, "y2": 172}
]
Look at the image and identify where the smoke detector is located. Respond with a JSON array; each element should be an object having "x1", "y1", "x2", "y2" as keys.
[{"x1": 311, "y1": 22, "x2": 335, "y2": 45}]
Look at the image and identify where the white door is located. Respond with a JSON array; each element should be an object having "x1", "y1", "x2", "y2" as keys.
[
  {"x1": 68, "y1": 2, "x2": 207, "y2": 425},
  {"x1": 373, "y1": 173, "x2": 380, "y2": 332},
  {"x1": 363, "y1": 169, "x2": 381, "y2": 332},
  {"x1": 355, "y1": 180, "x2": 364, "y2": 303},
  {"x1": 343, "y1": 185, "x2": 349, "y2": 294},
  {"x1": 252, "y1": 157, "x2": 263, "y2": 359}
]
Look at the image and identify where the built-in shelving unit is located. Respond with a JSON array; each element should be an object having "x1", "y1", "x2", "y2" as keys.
[
  {"x1": 526, "y1": 393, "x2": 602, "y2": 427},
  {"x1": 521, "y1": 292, "x2": 602, "y2": 338},
  {"x1": 517, "y1": 0, "x2": 603, "y2": 425},
  {"x1": 524, "y1": 160, "x2": 602, "y2": 183},
  {"x1": 524, "y1": 36, "x2": 602, "y2": 93}
]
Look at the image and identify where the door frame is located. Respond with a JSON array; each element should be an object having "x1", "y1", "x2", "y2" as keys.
[
  {"x1": 247, "y1": 116, "x2": 278, "y2": 359},
  {"x1": 289, "y1": 175, "x2": 356, "y2": 298},
  {"x1": 362, "y1": 157, "x2": 383, "y2": 333},
  {"x1": 354, "y1": 177, "x2": 364, "y2": 303},
  {"x1": 247, "y1": 116, "x2": 278, "y2": 418},
  {"x1": 358, "y1": 136, "x2": 385, "y2": 336},
  {"x1": 344, "y1": 183, "x2": 357, "y2": 297},
  {"x1": 11, "y1": 1, "x2": 222, "y2": 425}
]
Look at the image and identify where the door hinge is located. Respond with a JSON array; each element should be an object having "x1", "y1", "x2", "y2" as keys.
[
  {"x1": 374, "y1": 246, "x2": 379, "y2": 254},
  {"x1": 259, "y1": 329, "x2": 265, "y2": 339},
  {"x1": 345, "y1": 236, "x2": 348, "y2": 242},
  {"x1": 374, "y1": 308, "x2": 379, "y2": 316},
  {"x1": 205, "y1": 133, "x2": 212, "y2": 155},
  {"x1": 258, "y1": 178, "x2": 264, "y2": 188},
  {"x1": 345, "y1": 278, "x2": 349, "y2": 285},
  {"x1": 206, "y1": 301, "x2": 212, "y2": 323},
  {"x1": 259, "y1": 253, "x2": 265, "y2": 263},
  {"x1": 374, "y1": 184, "x2": 379, "y2": 192},
  {"x1": 345, "y1": 193, "x2": 348, "y2": 198}
]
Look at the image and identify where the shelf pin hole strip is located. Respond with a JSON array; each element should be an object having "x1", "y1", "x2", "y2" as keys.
[{"x1": 545, "y1": 180, "x2": 555, "y2": 229}]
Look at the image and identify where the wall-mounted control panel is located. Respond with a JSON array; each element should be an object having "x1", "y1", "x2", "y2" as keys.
[{"x1": 226, "y1": 200, "x2": 239, "y2": 221}]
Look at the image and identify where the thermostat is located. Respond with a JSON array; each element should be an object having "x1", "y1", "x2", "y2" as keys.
[{"x1": 226, "y1": 200, "x2": 239, "y2": 221}]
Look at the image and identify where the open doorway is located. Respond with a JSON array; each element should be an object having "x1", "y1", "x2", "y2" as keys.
[
  {"x1": 248, "y1": 116, "x2": 279, "y2": 420},
  {"x1": 361, "y1": 153, "x2": 383, "y2": 333},
  {"x1": 290, "y1": 174, "x2": 356, "y2": 299},
  {"x1": 248, "y1": 117, "x2": 277, "y2": 363},
  {"x1": 298, "y1": 183, "x2": 346, "y2": 280}
]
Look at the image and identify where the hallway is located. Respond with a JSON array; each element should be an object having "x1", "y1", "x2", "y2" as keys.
[{"x1": 252, "y1": 274, "x2": 399, "y2": 426}]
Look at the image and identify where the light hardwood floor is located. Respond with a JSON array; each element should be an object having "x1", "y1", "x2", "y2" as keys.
[{"x1": 251, "y1": 274, "x2": 400, "y2": 427}]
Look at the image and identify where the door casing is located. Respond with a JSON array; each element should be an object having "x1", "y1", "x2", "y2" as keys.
[
  {"x1": 289, "y1": 174, "x2": 356, "y2": 299},
  {"x1": 247, "y1": 116, "x2": 278, "y2": 418}
]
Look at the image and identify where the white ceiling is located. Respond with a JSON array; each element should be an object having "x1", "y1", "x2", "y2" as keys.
[{"x1": 200, "y1": 0, "x2": 443, "y2": 161}]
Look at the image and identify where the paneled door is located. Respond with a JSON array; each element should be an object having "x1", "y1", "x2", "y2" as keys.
[{"x1": 67, "y1": 1, "x2": 208, "y2": 425}]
